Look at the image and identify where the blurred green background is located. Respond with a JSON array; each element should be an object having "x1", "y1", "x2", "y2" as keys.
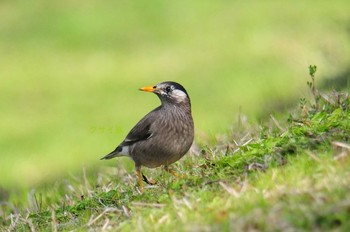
[{"x1": 1, "y1": 0, "x2": 349, "y2": 188}]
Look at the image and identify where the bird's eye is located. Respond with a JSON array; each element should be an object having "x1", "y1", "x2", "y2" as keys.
[{"x1": 165, "y1": 86, "x2": 171, "y2": 93}]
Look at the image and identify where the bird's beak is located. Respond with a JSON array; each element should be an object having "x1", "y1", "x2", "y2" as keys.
[{"x1": 139, "y1": 85, "x2": 156, "y2": 92}]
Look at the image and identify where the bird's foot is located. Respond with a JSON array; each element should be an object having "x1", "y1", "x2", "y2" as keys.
[
  {"x1": 142, "y1": 173, "x2": 157, "y2": 185},
  {"x1": 164, "y1": 166, "x2": 186, "y2": 178}
]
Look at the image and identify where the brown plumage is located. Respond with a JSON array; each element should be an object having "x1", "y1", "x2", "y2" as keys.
[{"x1": 101, "y1": 81, "x2": 194, "y2": 192}]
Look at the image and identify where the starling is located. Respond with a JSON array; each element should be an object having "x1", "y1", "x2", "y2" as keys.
[{"x1": 101, "y1": 81, "x2": 194, "y2": 192}]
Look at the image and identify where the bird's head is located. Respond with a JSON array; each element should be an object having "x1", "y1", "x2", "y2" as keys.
[{"x1": 139, "y1": 81, "x2": 191, "y2": 106}]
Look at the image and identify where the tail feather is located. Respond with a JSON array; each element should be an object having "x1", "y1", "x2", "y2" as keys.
[{"x1": 100, "y1": 146, "x2": 122, "y2": 160}]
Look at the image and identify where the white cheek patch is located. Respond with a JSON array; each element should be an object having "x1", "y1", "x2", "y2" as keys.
[
  {"x1": 172, "y1": 89, "x2": 187, "y2": 102},
  {"x1": 120, "y1": 146, "x2": 130, "y2": 156}
]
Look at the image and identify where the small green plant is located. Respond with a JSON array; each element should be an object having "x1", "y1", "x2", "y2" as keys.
[
  {"x1": 300, "y1": 65, "x2": 349, "y2": 117},
  {"x1": 307, "y1": 65, "x2": 320, "y2": 111}
]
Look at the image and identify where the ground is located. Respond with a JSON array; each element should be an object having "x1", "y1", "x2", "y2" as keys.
[{"x1": 2, "y1": 74, "x2": 350, "y2": 231}]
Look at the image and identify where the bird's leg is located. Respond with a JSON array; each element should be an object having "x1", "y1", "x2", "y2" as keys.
[
  {"x1": 164, "y1": 165, "x2": 180, "y2": 178},
  {"x1": 135, "y1": 165, "x2": 144, "y2": 193}
]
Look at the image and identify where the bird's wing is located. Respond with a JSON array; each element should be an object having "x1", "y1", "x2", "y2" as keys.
[
  {"x1": 100, "y1": 119, "x2": 153, "y2": 160},
  {"x1": 101, "y1": 107, "x2": 160, "y2": 160},
  {"x1": 122, "y1": 124, "x2": 153, "y2": 146},
  {"x1": 121, "y1": 107, "x2": 160, "y2": 146}
]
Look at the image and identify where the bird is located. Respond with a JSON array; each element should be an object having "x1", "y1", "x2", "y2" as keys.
[{"x1": 101, "y1": 81, "x2": 194, "y2": 192}]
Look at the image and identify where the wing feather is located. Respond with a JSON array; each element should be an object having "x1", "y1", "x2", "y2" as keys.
[{"x1": 101, "y1": 106, "x2": 160, "y2": 160}]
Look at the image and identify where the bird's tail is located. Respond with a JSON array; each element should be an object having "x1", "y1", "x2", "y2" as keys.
[{"x1": 100, "y1": 146, "x2": 123, "y2": 160}]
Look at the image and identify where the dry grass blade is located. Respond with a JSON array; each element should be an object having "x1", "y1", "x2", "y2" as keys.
[
  {"x1": 51, "y1": 210, "x2": 57, "y2": 232},
  {"x1": 240, "y1": 133, "x2": 253, "y2": 145},
  {"x1": 122, "y1": 205, "x2": 131, "y2": 217},
  {"x1": 270, "y1": 114, "x2": 286, "y2": 132},
  {"x1": 183, "y1": 198, "x2": 193, "y2": 210},
  {"x1": 8, "y1": 213, "x2": 20, "y2": 231},
  {"x1": 156, "y1": 214, "x2": 170, "y2": 228},
  {"x1": 219, "y1": 181, "x2": 239, "y2": 197},
  {"x1": 332, "y1": 141, "x2": 350, "y2": 160},
  {"x1": 87, "y1": 208, "x2": 121, "y2": 227},
  {"x1": 305, "y1": 151, "x2": 321, "y2": 162},
  {"x1": 102, "y1": 218, "x2": 111, "y2": 231},
  {"x1": 241, "y1": 138, "x2": 254, "y2": 147},
  {"x1": 332, "y1": 141, "x2": 350, "y2": 150},
  {"x1": 26, "y1": 218, "x2": 36, "y2": 232},
  {"x1": 131, "y1": 202, "x2": 165, "y2": 208},
  {"x1": 82, "y1": 166, "x2": 93, "y2": 197}
]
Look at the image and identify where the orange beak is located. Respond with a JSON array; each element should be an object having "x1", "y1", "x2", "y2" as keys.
[{"x1": 139, "y1": 85, "x2": 156, "y2": 92}]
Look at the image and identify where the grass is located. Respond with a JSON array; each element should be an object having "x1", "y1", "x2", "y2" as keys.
[
  {"x1": 1, "y1": 71, "x2": 349, "y2": 231},
  {"x1": 1, "y1": 0, "x2": 350, "y2": 188}
]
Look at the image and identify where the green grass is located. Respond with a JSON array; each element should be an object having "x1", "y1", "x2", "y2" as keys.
[
  {"x1": 1, "y1": 1, "x2": 350, "y2": 230},
  {"x1": 1, "y1": 0, "x2": 350, "y2": 188},
  {"x1": 1, "y1": 76, "x2": 349, "y2": 230}
]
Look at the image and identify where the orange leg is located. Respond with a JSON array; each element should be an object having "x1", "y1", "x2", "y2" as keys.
[
  {"x1": 164, "y1": 166, "x2": 180, "y2": 177},
  {"x1": 135, "y1": 166, "x2": 144, "y2": 193}
]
